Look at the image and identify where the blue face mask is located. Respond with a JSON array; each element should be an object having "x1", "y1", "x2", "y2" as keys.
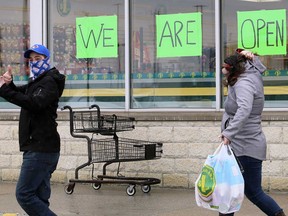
[{"x1": 30, "y1": 57, "x2": 51, "y2": 79}]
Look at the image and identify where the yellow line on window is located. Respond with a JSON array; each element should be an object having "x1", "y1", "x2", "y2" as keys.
[
  {"x1": 61, "y1": 86, "x2": 288, "y2": 97},
  {"x1": 264, "y1": 86, "x2": 288, "y2": 95}
]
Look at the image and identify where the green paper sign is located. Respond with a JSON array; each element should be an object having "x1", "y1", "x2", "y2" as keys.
[
  {"x1": 237, "y1": 9, "x2": 286, "y2": 55},
  {"x1": 156, "y1": 13, "x2": 202, "y2": 58},
  {"x1": 76, "y1": 15, "x2": 118, "y2": 58}
]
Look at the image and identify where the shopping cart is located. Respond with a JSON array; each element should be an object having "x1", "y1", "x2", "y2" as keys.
[{"x1": 62, "y1": 105, "x2": 163, "y2": 196}]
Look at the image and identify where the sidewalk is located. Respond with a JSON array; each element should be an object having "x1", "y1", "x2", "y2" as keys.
[{"x1": 0, "y1": 181, "x2": 287, "y2": 216}]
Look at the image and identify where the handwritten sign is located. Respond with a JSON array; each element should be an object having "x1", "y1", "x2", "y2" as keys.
[
  {"x1": 76, "y1": 15, "x2": 118, "y2": 58},
  {"x1": 237, "y1": 9, "x2": 286, "y2": 55},
  {"x1": 156, "y1": 13, "x2": 202, "y2": 58}
]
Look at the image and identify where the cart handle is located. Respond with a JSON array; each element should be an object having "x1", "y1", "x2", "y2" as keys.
[
  {"x1": 89, "y1": 104, "x2": 100, "y2": 111},
  {"x1": 61, "y1": 105, "x2": 72, "y2": 112},
  {"x1": 61, "y1": 105, "x2": 74, "y2": 136},
  {"x1": 89, "y1": 104, "x2": 102, "y2": 130}
]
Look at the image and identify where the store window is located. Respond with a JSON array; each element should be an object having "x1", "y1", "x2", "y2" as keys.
[
  {"x1": 48, "y1": 0, "x2": 125, "y2": 108},
  {"x1": 0, "y1": 1, "x2": 30, "y2": 109},
  {"x1": 222, "y1": 0, "x2": 288, "y2": 108},
  {"x1": 130, "y1": 0, "x2": 215, "y2": 108}
]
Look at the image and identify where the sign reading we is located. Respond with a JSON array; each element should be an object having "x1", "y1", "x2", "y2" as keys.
[
  {"x1": 156, "y1": 13, "x2": 202, "y2": 58},
  {"x1": 237, "y1": 9, "x2": 286, "y2": 55},
  {"x1": 76, "y1": 15, "x2": 118, "y2": 58}
]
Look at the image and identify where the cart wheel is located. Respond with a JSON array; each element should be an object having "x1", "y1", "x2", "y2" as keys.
[
  {"x1": 92, "y1": 183, "x2": 101, "y2": 190},
  {"x1": 141, "y1": 185, "x2": 151, "y2": 193},
  {"x1": 126, "y1": 185, "x2": 136, "y2": 196},
  {"x1": 64, "y1": 183, "x2": 75, "y2": 195}
]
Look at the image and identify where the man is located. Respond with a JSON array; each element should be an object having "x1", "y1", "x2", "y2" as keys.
[{"x1": 0, "y1": 44, "x2": 65, "y2": 216}]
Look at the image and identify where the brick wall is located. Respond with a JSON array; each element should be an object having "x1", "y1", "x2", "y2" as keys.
[{"x1": 0, "y1": 111, "x2": 288, "y2": 191}]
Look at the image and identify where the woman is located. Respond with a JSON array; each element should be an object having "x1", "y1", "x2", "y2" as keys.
[{"x1": 220, "y1": 49, "x2": 286, "y2": 216}]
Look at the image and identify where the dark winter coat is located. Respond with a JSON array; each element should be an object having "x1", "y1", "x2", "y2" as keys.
[{"x1": 0, "y1": 67, "x2": 65, "y2": 152}]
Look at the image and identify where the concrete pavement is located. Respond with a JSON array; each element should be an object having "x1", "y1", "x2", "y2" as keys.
[{"x1": 0, "y1": 181, "x2": 287, "y2": 216}]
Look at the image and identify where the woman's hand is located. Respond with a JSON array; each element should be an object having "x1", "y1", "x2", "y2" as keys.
[
  {"x1": 240, "y1": 50, "x2": 254, "y2": 60},
  {"x1": 219, "y1": 134, "x2": 231, "y2": 145}
]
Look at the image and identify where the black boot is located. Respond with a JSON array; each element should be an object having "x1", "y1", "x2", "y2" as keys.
[
  {"x1": 275, "y1": 211, "x2": 286, "y2": 216},
  {"x1": 219, "y1": 213, "x2": 234, "y2": 216}
]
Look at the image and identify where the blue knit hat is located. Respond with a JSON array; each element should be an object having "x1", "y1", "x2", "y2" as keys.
[{"x1": 24, "y1": 44, "x2": 50, "y2": 58}]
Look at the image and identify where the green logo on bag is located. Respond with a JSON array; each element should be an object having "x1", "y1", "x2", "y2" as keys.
[{"x1": 197, "y1": 165, "x2": 216, "y2": 200}]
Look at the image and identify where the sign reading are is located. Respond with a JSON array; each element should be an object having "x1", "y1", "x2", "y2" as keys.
[
  {"x1": 156, "y1": 13, "x2": 202, "y2": 58},
  {"x1": 76, "y1": 15, "x2": 118, "y2": 58},
  {"x1": 237, "y1": 9, "x2": 286, "y2": 55}
]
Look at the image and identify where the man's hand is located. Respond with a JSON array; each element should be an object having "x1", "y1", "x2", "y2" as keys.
[
  {"x1": 3, "y1": 65, "x2": 12, "y2": 85},
  {"x1": 0, "y1": 76, "x2": 5, "y2": 87}
]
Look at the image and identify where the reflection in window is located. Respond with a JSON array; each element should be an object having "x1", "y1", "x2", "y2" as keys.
[
  {"x1": 0, "y1": 1, "x2": 30, "y2": 109},
  {"x1": 131, "y1": 0, "x2": 215, "y2": 108}
]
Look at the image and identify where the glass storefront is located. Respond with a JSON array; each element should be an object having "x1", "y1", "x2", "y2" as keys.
[
  {"x1": 48, "y1": 0, "x2": 125, "y2": 108},
  {"x1": 47, "y1": 0, "x2": 288, "y2": 110},
  {"x1": 222, "y1": 0, "x2": 288, "y2": 108},
  {"x1": 48, "y1": 0, "x2": 216, "y2": 109},
  {"x1": 130, "y1": 0, "x2": 215, "y2": 108},
  {"x1": 0, "y1": 0, "x2": 287, "y2": 110},
  {"x1": 0, "y1": 1, "x2": 30, "y2": 108}
]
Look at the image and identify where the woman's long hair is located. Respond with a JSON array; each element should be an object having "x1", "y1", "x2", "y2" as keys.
[{"x1": 222, "y1": 53, "x2": 246, "y2": 87}]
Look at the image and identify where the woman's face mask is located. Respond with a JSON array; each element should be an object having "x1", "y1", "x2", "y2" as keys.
[
  {"x1": 29, "y1": 53, "x2": 50, "y2": 79},
  {"x1": 221, "y1": 63, "x2": 231, "y2": 75}
]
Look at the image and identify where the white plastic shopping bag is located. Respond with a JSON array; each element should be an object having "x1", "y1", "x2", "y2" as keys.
[{"x1": 195, "y1": 143, "x2": 244, "y2": 214}]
